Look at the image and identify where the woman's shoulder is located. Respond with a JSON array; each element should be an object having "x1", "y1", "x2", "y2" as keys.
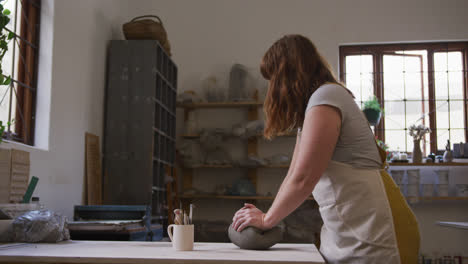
[
  {"x1": 306, "y1": 83, "x2": 354, "y2": 111},
  {"x1": 313, "y1": 83, "x2": 353, "y2": 98}
]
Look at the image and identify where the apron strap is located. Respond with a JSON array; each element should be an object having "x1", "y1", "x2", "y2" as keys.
[{"x1": 361, "y1": 111, "x2": 389, "y2": 170}]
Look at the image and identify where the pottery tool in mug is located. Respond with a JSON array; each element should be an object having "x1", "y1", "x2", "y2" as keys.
[
  {"x1": 189, "y1": 204, "x2": 193, "y2": 224},
  {"x1": 184, "y1": 213, "x2": 189, "y2": 225}
]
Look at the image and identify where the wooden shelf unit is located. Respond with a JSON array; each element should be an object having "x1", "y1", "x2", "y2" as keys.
[{"x1": 177, "y1": 99, "x2": 297, "y2": 207}]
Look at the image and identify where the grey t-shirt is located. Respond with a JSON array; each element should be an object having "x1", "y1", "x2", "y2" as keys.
[{"x1": 299, "y1": 83, "x2": 382, "y2": 169}]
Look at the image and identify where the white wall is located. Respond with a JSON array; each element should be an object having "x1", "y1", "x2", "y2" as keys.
[
  {"x1": 3, "y1": 0, "x2": 467, "y2": 255},
  {"x1": 3, "y1": 0, "x2": 128, "y2": 218},
  {"x1": 125, "y1": 0, "x2": 468, "y2": 254}
]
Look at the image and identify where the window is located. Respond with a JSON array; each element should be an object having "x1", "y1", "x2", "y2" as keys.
[
  {"x1": 0, "y1": 0, "x2": 40, "y2": 145},
  {"x1": 339, "y1": 42, "x2": 468, "y2": 155}
]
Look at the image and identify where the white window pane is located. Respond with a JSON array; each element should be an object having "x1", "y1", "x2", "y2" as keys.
[
  {"x1": 345, "y1": 55, "x2": 374, "y2": 108},
  {"x1": 434, "y1": 52, "x2": 463, "y2": 99},
  {"x1": 0, "y1": 86, "x2": 11, "y2": 124},
  {"x1": 448, "y1": 52, "x2": 463, "y2": 71},
  {"x1": 383, "y1": 55, "x2": 405, "y2": 100},
  {"x1": 361, "y1": 73, "x2": 374, "y2": 103},
  {"x1": 4, "y1": 0, "x2": 16, "y2": 32},
  {"x1": 386, "y1": 130, "x2": 407, "y2": 152},
  {"x1": 405, "y1": 72, "x2": 424, "y2": 100},
  {"x1": 404, "y1": 55, "x2": 422, "y2": 74},
  {"x1": 451, "y1": 129, "x2": 466, "y2": 146},
  {"x1": 10, "y1": 84, "x2": 16, "y2": 134},
  {"x1": 436, "y1": 101, "x2": 449, "y2": 129},
  {"x1": 437, "y1": 129, "x2": 450, "y2": 150},
  {"x1": 449, "y1": 101, "x2": 465, "y2": 129},
  {"x1": 384, "y1": 101, "x2": 405, "y2": 129},
  {"x1": 434, "y1": 52, "x2": 448, "y2": 72},
  {"x1": 1, "y1": 37, "x2": 14, "y2": 79},
  {"x1": 345, "y1": 73, "x2": 362, "y2": 101},
  {"x1": 345, "y1": 55, "x2": 373, "y2": 74},
  {"x1": 448, "y1": 71, "x2": 464, "y2": 100},
  {"x1": 434, "y1": 71, "x2": 448, "y2": 100},
  {"x1": 406, "y1": 101, "x2": 429, "y2": 126}
]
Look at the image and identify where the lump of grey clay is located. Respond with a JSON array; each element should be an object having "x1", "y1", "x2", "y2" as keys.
[{"x1": 228, "y1": 224, "x2": 283, "y2": 250}]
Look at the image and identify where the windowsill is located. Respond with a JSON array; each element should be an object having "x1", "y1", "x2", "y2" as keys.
[
  {"x1": 388, "y1": 158, "x2": 468, "y2": 167},
  {"x1": 0, "y1": 139, "x2": 48, "y2": 152}
]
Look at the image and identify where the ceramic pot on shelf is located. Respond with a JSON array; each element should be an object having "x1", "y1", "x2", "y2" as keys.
[
  {"x1": 412, "y1": 139, "x2": 422, "y2": 163},
  {"x1": 363, "y1": 108, "x2": 381, "y2": 126},
  {"x1": 443, "y1": 139, "x2": 454, "y2": 163}
]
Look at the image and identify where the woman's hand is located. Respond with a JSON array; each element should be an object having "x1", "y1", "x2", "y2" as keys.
[{"x1": 232, "y1": 203, "x2": 270, "y2": 232}]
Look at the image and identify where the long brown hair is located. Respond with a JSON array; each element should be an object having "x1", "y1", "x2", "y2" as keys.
[{"x1": 261, "y1": 34, "x2": 340, "y2": 139}]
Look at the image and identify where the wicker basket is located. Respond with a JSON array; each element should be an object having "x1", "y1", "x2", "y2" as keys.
[{"x1": 122, "y1": 15, "x2": 171, "y2": 56}]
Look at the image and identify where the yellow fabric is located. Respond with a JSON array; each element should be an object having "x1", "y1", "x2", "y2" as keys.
[{"x1": 377, "y1": 144, "x2": 420, "y2": 264}]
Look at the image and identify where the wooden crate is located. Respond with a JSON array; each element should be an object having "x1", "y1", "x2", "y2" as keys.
[{"x1": 0, "y1": 149, "x2": 30, "y2": 203}]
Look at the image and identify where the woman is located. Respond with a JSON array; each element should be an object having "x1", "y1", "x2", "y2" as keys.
[{"x1": 231, "y1": 35, "x2": 420, "y2": 264}]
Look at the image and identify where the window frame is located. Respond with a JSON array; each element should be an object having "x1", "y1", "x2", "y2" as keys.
[
  {"x1": 339, "y1": 42, "x2": 468, "y2": 154},
  {"x1": 2, "y1": 0, "x2": 41, "y2": 145}
]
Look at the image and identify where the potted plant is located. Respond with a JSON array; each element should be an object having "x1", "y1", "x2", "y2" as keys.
[
  {"x1": 408, "y1": 124, "x2": 431, "y2": 163},
  {"x1": 0, "y1": 3, "x2": 13, "y2": 143},
  {"x1": 362, "y1": 96, "x2": 383, "y2": 126},
  {"x1": 0, "y1": 3, "x2": 13, "y2": 86},
  {"x1": 376, "y1": 137, "x2": 392, "y2": 161}
]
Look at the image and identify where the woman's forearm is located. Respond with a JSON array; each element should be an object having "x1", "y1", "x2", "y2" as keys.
[
  {"x1": 263, "y1": 171, "x2": 320, "y2": 228},
  {"x1": 275, "y1": 134, "x2": 301, "y2": 198}
]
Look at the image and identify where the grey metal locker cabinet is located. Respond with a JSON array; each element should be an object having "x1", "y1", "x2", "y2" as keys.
[{"x1": 103, "y1": 40, "x2": 177, "y2": 222}]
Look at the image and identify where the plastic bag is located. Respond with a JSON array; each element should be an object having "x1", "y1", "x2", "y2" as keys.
[{"x1": 7, "y1": 210, "x2": 70, "y2": 243}]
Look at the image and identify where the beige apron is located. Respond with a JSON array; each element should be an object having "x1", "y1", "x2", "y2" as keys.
[{"x1": 313, "y1": 160, "x2": 401, "y2": 264}]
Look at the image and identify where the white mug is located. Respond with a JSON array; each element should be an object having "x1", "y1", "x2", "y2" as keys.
[{"x1": 167, "y1": 224, "x2": 194, "y2": 251}]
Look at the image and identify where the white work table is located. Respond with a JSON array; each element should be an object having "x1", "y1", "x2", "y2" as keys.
[
  {"x1": 436, "y1": 221, "x2": 468, "y2": 230},
  {"x1": 0, "y1": 241, "x2": 325, "y2": 264}
]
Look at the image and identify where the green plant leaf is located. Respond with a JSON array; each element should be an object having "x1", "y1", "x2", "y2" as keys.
[
  {"x1": 3, "y1": 9, "x2": 10, "y2": 15},
  {"x1": 3, "y1": 75, "x2": 10, "y2": 85},
  {"x1": 362, "y1": 96, "x2": 382, "y2": 111},
  {"x1": 7, "y1": 31, "x2": 13, "y2": 40},
  {"x1": 0, "y1": 39, "x2": 6, "y2": 47}
]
